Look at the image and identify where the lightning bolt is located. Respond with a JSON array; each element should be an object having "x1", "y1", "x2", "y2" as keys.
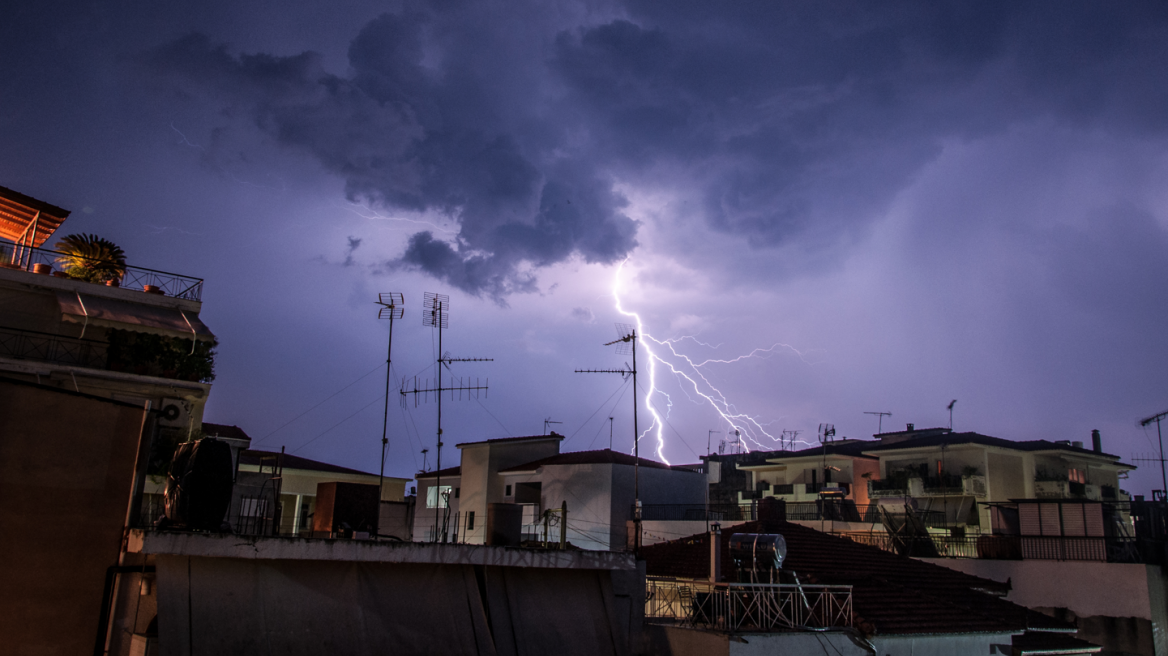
[{"x1": 611, "y1": 259, "x2": 817, "y2": 461}]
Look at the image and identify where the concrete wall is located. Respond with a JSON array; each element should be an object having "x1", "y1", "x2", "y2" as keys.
[
  {"x1": 920, "y1": 558, "x2": 1168, "y2": 656},
  {"x1": 615, "y1": 465, "x2": 706, "y2": 550},
  {"x1": 538, "y1": 463, "x2": 616, "y2": 550},
  {"x1": 151, "y1": 554, "x2": 638, "y2": 656},
  {"x1": 413, "y1": 475, "x2": 461, "y2": 542},
  {"x1": 0, "y1": 377, "x2": 149, "y2": 656},
  {"x1": 458, "y1": 438, "x2": 562, "y2": 545}
]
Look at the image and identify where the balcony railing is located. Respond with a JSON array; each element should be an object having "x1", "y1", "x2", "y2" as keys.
[
  {"x1": 0, "y1": 325, "x2": 108, "y2": 368},
  {"x1": 646, "y1": 577, "x2": 853, "y2": 632},
  {"x1": 1, "y1": 242, "x2": 204, "y2": 301},
  {"x1": 838, "y1": 532, "x2": 1154, "y2": 563},
  {"x1": 637, "y1": 501, "x2": 949, "y2": 527}
]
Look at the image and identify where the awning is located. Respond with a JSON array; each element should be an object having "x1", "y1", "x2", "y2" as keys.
[
  {"x1": 57, "y1": 291, "x2": 215, "y2": 341},
  {"x1": 0, "y1": 185, "x2": 70, "y2": 247}
]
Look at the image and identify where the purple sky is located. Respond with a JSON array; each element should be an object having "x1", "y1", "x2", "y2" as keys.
[{"x1": 5, "y1": 1, "x2": 1168, "y2": 495}]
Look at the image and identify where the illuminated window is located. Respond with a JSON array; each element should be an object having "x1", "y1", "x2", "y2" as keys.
[
  {"x1": 1068, "y1": 468, "x2": 1087, "y2": 484},
  {"x1": 426, "y1": 485, "x2": 452, "y2": 508}
]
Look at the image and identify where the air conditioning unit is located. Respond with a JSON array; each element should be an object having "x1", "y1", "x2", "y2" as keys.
[{"x1": 157, "y1": 398, "x2": 190, "y2": 428}]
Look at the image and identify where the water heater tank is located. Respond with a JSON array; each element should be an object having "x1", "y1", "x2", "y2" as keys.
[{"x1": 728, "y1": 533, "x2": 787, "y2": 571}]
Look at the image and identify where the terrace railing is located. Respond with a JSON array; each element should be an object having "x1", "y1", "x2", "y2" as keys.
[
  {"x1": 1, "y1": 242, "x2": 204, "y2": 301},
  {"x1": 0, "y1": 325, "x2": 108, "y2": 369},
  {"x1": 646, "y1": 577, "x2": 853, "y2": 632},
  {"x1": 637, "y1": 501, "x2": 948, "y2": 527}
]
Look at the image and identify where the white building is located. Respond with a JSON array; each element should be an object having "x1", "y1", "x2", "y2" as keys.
[{"x1": 413, "y1": 433, "x2": 706, "y2": 551}]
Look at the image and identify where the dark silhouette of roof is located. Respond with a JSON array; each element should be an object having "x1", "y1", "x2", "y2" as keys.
[
  {"x1": 747, "y1": 440, "x2": 880, "y2": 461},
  {"x1": 499, "y1": 449, "x2": 683, "y2": 473},
  {"x1": 202, "y1": 423, "x2": 252, "y2": 442},
  {"x1": 239, "y1": 449, "x2": 381, "y2": 478},
  {"x1": 416, "y1": 466, "x2": 461, "y2": 479},
  {"x1": 455, "y1": 433, "x2": 564, "y2": 447},
  {"x1": 860, "y1": 431, "x2": 1127, "y2": 462},
  {"x1": 640, "y1": 519, "x2": 1072, "y2": 636}
]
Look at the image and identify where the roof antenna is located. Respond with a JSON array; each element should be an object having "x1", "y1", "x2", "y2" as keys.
[
  {"x1": 544, "y1": 417, "x2": 563, "y2": 435},
  {"x1": 947, "y1": 400, "x2": 957, "y2": 431},
  {"x1": 1138, "y1": 409, "x2": 1168, "y2": 499},
  {"x1": 864, "y1": 411, "x2": 891, "y2": 435},
  {"x1": 400, "y1": 292, "x2": 494, "y2": 543},
  {"x1": 577, "y1": 322, "x2": 642, "y2": 554},
  {"x1": 374, "y1": 292, "x2": 404, "y2": 541}
]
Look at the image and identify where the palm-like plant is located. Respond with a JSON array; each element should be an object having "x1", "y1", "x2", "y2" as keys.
[{"x1": 54, "y1": 234, "x2": 127, "y2": 283}]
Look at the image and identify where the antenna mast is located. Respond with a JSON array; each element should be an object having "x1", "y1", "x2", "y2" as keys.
[
  {"x1": 947, "y1": 400, "x2": 957, "y2": 431},
  {"x1": 864, "y1": 411, "x2": 891, "y2": 435},
  {"x1": 577, "y1": 323, "x2": 642, "y2": 554},
  {"x1": 544, "y1": 417, "x2": 563, "y2": 435},
  {"x1": 374, "y1": 292, "x2": 404, "y2": 540},
  {"x1": 1138, "y1": 408, "x2": 1168, "y2": 497},
  {"x1": 400, "y1": 293, "x2": 494, "y2": 542}
]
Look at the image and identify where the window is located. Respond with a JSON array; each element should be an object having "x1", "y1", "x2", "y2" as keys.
[
  {"x1": 505, "y1": 485, "x2": 512, "y2": 497},
  {"x1": 426, "y1": 485, "x2": 452, "y2": 509},
  {"x1": 467, "y1": 511, "x2": 475, "y2": 531},
  {"x1": 455, "y1": 487, "x2": 460, "y2": 498},
  {"x1": 1068, "y1": 468, "x2": 1087, "y2": 484}
]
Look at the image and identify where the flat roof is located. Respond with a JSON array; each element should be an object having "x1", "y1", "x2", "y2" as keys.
[{"x1": 456, "y1": 433, "x2": 564, "y2": 448}]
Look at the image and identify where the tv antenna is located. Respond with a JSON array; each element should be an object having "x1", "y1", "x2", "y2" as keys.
[
  {"x1": 708, "y1": 430, "x2": 719, "y2": 456},
  {"x1": 818, "y1": 423, "x2": 836, "y2": 444},
  {"x1": 1138, "y1": 408, "x2": 1168, "y2": 497},
  {"x1": 374, "y1": 292, "x2": 404, "y2": 539},
  {"x1": 864, "y1": 411, "x2": 891, "y2": 434},
  {"x1": 947, "y1": 400, "x2": 957, "y2": 430},
  {"x1": 544, "y1": 417, "x2": 563, "y2": 435},
  {"x1": 577, "y1": 322, "x2": 643, "y2": 552},
  {"x1": 400, "y1": 292, "x2": 494, "y2": 542},
  {"x1": 782, "y1": 429, "x2": 802, "y2": 451}
]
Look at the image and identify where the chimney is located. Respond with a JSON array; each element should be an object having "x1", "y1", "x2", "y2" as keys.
[
  {"x1": 1092, "y1": 429, "x2": 1102, "y2": 454},
  {"x1": 906, "y1": 423, "x2": 915, "y2": 432},
  {"x1": 709, "y1": 524, "x2": 722, "y2": 583}
]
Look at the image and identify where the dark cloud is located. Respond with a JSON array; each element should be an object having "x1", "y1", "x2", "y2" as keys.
[{"x1": 144, "y1": 2, "x2": 1168, "y2": 293}]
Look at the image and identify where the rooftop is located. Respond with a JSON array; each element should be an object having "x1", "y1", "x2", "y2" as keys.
[
  {"x1": 239, "y1": 449, "x2": 401, "y2": 479},
  {"x1": 640, "y1": 519, "x2": 1072, "y2": 636},
  {"x1": 201, "y1": 422, "x2": 252, "y2": 443},
  {"x1": 455, "y1": 433, "x2": 564, "y2": 448},
  {"x1": 860, "y1": 431, "x2": 1130, "y2": 463},
  {"x1": 416, "y1": 466, "x2": 461, "y2": 480},
  {"x1": 499, "y1": 448, "x2": 683, "y2": 474}
]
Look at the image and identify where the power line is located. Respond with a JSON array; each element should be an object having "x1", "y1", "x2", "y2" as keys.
[
  {"x1": 252, "y1": 363, "x2": 385, "y2": 446},
  {"x1": 289, "y1": 394, "x2": 384, "y2": 455}
]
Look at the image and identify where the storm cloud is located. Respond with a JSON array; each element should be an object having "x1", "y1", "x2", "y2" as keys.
[{"x1": 143, "y1": 2, "x2": 1168, "y2": 298}]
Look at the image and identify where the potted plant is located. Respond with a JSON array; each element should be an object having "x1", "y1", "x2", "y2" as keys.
[{"x1": 53, "y1": 233, "x2": 127, "y2": 284}]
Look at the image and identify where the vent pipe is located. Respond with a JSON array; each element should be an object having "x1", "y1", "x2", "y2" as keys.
[
  {"x1": 709, "y1": 523, "x2": 722, "y2": 583},
  {"x1": 1092, "y1": 429, "x2": 1102, "y2": 454},
  {"x1": 906, "y1": 423, "x2": 915, "y2": 432}
]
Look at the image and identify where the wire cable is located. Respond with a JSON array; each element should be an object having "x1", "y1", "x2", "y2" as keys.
[
  {"x1": 289, "y1": 394, "x2": 384, "y2": 454},
  {"x1": 253, "y1": 363, "x2": 385, "y2": 446}
]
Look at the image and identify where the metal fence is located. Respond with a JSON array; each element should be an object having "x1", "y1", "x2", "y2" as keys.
[
  {"x1": 1, "y1": 242, "x2": 204, "y2": 301},
  {"x1": 637, "y1": 501, "x2": 947, "y2": 527},
  {"x1": 838, "y1": 532, "x2": 1143, "y2": 562},
  {"x1": 0, "y1": 325, "x2": 108, "y2": 368},
  {"x1": 646, "y1": 577, "x2": 852, "y2": 632}
]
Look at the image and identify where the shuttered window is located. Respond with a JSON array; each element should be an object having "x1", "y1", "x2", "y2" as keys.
[
  {"x1": 1040, "y1": 503, "x2": 1061, "y2": 536},
  {"x1": 1062, "y1": 504, "x2": 1085, "y2": 536}
]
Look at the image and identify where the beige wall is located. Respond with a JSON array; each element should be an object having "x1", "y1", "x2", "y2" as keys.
[{"x1": 457, "y1": 438, "x2": 562, "y2": 545}]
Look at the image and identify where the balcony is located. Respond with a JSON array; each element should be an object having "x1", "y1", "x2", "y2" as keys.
[
  {"x1": 645, "y1": 577, "x2": 853, "y2": 632},
  {"x1": 0, "y1": 324, "x2": 215, "y2": 383},
  {"x1": 1, "y1": 242, "x2": 203, "y2": 301}
]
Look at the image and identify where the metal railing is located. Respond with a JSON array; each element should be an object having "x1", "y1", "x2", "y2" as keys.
[
  {"x1": 838, "y1": 532, "x2": 1147, "y2": 562},
  {"x1": 637, "y1": 501, "x2": 948, "y2": 527},
  {"x1": 646, "y1": 577, "x2": 852, "y2": 632},
  {"x1": 1, "y1": 242, "x2": 204, "y2": 301},
  {"x1": 0, "y1": 325, "x2": 108, "y2": 368}
]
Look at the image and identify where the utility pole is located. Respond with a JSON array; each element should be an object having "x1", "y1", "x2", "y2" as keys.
[
  {"x1": 401, "y1": 293, "x2": 493, "y2": 542},
  {"x1": 577, "y1": 323, "x2": 641, "y2": 554},
  {"x1": 1139, "y1": 409, "x2": 1168, "y2": 497},
  {"x1": 374, "y1": 293, "x2": 403, "y2": 540}
]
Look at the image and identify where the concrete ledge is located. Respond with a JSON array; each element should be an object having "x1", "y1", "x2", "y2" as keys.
[{"x1": 126, "y1": 529, "x2": 637, "y2": 570}]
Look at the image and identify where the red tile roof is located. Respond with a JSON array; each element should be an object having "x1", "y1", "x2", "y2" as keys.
[
  {"x1": 640, "y1": 519, "x2": 1072, "y2": 636},
  {"x1": 499, "y1": 449, "x2": 678, "y2": 473}
]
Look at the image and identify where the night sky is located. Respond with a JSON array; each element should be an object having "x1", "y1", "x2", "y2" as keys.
[{"x1": 5, "y1": 2, "x2": 1168, "y2": 495}]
